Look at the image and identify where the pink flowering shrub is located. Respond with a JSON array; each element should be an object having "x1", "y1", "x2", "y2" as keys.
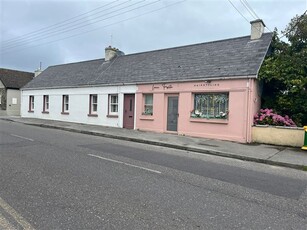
[{"x1": 254, "y1": 108, "x2": 296, "y2": 127}]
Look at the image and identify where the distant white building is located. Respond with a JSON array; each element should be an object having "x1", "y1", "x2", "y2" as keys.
[
  {"x1": 21, "y1": 47, "x2": 137, "y2": 128},
  {"x1": 0, "y1": 68, "x2": 34, "y2": 116},
  {"x1": 21, "y1": 85, "x2": 137, "y2": 128}
]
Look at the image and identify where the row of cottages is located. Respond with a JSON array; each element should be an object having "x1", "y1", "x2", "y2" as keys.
[
  {"x1": 21, "y1": 20, "x2": 272, "y2": 143},
  {"x1": 0, "y1": 68, "x2": 34, "y2": 116}
]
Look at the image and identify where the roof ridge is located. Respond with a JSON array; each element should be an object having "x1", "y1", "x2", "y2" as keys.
[
  {"x1": 49, "y1": 58, "x2": 104, "y2": 68},
  {"x1": 0, "y1": 68, "x2": 34, "y2": 75},
  {"x1": 23, "y1": 32, "x2": 273, "y2": 89},
  {"x1": 122, "y1": 32, "x2": 273, "y2": 58},
  {"x1": 43, "y1": 32, "x2": 273, "y2": 68}
]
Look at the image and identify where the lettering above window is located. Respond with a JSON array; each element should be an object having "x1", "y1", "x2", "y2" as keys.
[
  {"x1": 191, "y1": 93, "x2": 229, "y2": 119},
  {"x1": 143, "y1": 94, "x2": 153, "y2": 115}
]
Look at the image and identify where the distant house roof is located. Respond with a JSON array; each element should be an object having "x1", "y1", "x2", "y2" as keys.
[
  {"x1": 23, "y1": 33, "x2": 272, "y2": 90},
  {"x1": 0, "y1": 68, "x2": 34, "y2": 89}
]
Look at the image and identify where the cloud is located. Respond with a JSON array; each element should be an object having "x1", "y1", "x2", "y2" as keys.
[{"x1": 0, "y1": 0, "x2": 305, "y2": 72}]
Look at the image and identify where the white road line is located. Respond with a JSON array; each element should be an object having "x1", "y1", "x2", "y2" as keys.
[
  {"x1": 0, "y1": 197, "x2": 35, "y2": 230},
  {"x1": 88, "y1": 154, "x2": 162, "y2": 174},
  {"x1": 10, "y1": 134, "x2": 34, "y2": 142}
]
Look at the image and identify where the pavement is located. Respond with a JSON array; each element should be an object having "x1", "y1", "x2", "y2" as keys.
[{"x1": 1, "y1": 116, "x2": 307, "y2": 171}]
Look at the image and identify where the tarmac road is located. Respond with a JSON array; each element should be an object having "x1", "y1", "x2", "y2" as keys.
[{"x1": 0, "y1": 119, "x2": 307, "y2": 229}]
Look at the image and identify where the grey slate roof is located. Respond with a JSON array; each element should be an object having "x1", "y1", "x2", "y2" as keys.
[
  {"x1": 0, "y1": 68, "x2": 34, "y2": 89},
  {"x1": 23, "y1": 33, "x2": 272, "y2": 89}
]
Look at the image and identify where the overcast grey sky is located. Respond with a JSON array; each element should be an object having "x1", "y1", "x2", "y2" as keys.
[{"x1": 0, "y1": 0, "x2": 306, "y2": 72}]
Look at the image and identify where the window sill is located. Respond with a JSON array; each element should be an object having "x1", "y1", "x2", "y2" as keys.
[
  {"x1": 42, "y1": 111, "x2": 49, "y2": 114},
  {"x1": 189, "y1": 118, "x2": 228, "y2": 124},
  {"x1": 140, "y1": 116, "x2": 154, "y2": 121},
  {"x1": 61, "y1": 112, "x2": 69, "y2": 115},
  {"x1": 28, "y1": 110, "x2": 34, "y2": 113},
  {"x1": 107, "y1": 115, "x2": 118, "y2": 118},
  {"x1": 88, "y1": 114, "x2": 98, "y2": 117}
]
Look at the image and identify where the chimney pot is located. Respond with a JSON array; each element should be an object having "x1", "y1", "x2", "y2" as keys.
[
  {"x1": 105, "y1": 46, "x2": 124, "y2": 61},
  {"x1": 250, "y1": 19, "x2": 265, "y2": 40}
]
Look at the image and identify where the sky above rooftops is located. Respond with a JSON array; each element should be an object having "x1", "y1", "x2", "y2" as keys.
[{"x1": 0, "y1": 0, "x2": 306, "y2": 72}]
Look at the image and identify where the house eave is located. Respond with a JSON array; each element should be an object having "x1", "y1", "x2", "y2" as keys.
[{"x1": 21, "y1": 74, "x2": 257, "y2": 91}]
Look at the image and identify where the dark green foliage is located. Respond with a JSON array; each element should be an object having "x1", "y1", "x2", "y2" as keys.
[{"x1": 259, "y1": 13, "x2": 307, "y2": 126}]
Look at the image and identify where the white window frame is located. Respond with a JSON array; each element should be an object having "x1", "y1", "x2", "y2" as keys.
[
  {"x1": 43, "y1": 95, "x2": 49, "y2": 112},
  {"x1": 29, "y1": 95, "x2": 34, "y2": 111},
  {"x1": 89, "y1": 94, "x2": 98, "y2": 115},
  {"x1": 109, "y1": 94, "x2": 118, "y2": 116},
  {"x1": 62, "y1": 95, "x2": 69, "y2": 113},
  {"x1": 143, "y1": 94, "x2": 153, "y2": 115}
]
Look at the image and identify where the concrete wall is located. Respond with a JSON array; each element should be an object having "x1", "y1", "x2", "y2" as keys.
[
  {"x1": 136, "y1": 78, "x2": 259, "y2": 143},
  {"x1": 0, "y1": 80, "x2": 6, "y2": 114},
  {"x1": 21, "y1": 85, "x2": 137, "y2": 128},
  {"x1": 6, "y1": 89, "x2": 21, "y2": 116},
  {"x1": 252, "y1": 126, "x2": 304, "y2": 147}
]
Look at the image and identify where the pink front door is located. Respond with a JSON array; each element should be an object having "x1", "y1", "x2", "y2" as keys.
[{"x1": 123, "y1": 94, "x2": 135, "y2": 129}]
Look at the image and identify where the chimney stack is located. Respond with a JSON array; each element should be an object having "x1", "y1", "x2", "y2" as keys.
[
  {"x1": 34, "y1": 69, "x2": 42, "y2": 77},
  {"x1": 250, "y1": 19, "x2": 265, "y2": 40},
  {"x1": 105, "y1": 46, "x2": 124, "y2": 61},
  {"x1": 34, "y1": 62, "x2": 42, "y2": 77}
]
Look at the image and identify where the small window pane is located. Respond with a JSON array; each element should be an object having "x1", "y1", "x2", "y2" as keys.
[
  {"x1": 93, "y1": 104, "x2": 97, "y2": 112},
  {"x1": 145, "y1": 94, "x2": 153, "y2": 104},
  {"x1": 92, "y1": 95, "x2": 97, "y2": 104},
  {"x1": 111, "y1": 105, "x2": 118, "y2": 112}
]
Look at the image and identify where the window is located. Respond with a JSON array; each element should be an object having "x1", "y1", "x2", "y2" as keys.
[
  {"x1": 12, "y1": 98, "x2": 17, "y2": 104},
  {"x1": 62, "y1": 95, "x2": 69, "y2": 114},
  {"x1": 143, "y1": 94, "x2": 153, "y2": 115},
  {"x1": 191, "y1": 93, "x2": 229, "y2": 119},
  {"x1": 29, "y1": 95, "x2": 34, "y2": 112},
  {"x1": 43, "y1": 95, "x2": 49, "y2": 112},
  {"x1": 0, "y1": 95, "x2": 2, "y2": 105},
  {"x1": 109, "y1": 94, "x2": 118, "y2": 115},
  {"x1": 89, "y1": 94, "x2": 98, "y2": 116}
]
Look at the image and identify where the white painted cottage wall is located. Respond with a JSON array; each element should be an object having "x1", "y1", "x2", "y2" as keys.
[{"x1": 21, "y1": 85, "x2": 137, "y2": 128}]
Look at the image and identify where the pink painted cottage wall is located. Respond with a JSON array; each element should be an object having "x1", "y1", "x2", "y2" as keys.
[{"x1": 136, "y1": 78, "x2": 260, "y2": 143}]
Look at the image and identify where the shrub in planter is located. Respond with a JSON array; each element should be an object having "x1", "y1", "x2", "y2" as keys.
[{"x1": 254, "y1": 108, "x2": 296, "y2": 127}]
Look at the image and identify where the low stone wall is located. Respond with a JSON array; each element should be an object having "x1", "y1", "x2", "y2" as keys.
[{"x1": 252, "y1": 125, "x2": 304, "y2": 147}]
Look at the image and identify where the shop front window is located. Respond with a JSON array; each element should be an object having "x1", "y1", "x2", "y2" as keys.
[{"x1": 191, "y1": 93, "x2": 229, "y2": 119}]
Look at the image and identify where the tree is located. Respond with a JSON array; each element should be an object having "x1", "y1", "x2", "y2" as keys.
[{"x1": 258, "y1": 12, "x2": 307, "y2": 126}]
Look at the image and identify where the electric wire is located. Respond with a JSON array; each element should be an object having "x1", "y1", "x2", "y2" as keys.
[
  {"x1": 0, "y1": 0, "x2": 186, "y2": 55},
  {"x1": 2, "y1": 0, "x2": 151, "y2": 50},
  {"x1": 240, "y1": 0, "x2": 257, "y2": 19},
  {"x1": 2, "y1": 0, "x2": 119, "y2": 45},
  {"x1": 242, "y1": 0, "x2": 260, "y2": 19},
  {"x1": 227, "y1": 0, "x2": 250, "y2": 23},
  {"x1": 227, "y1": 0, "x2": 272, "y2": 33},
  {"x1": 241, "y1": 0, "x2": 272, "y2": 32}
]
